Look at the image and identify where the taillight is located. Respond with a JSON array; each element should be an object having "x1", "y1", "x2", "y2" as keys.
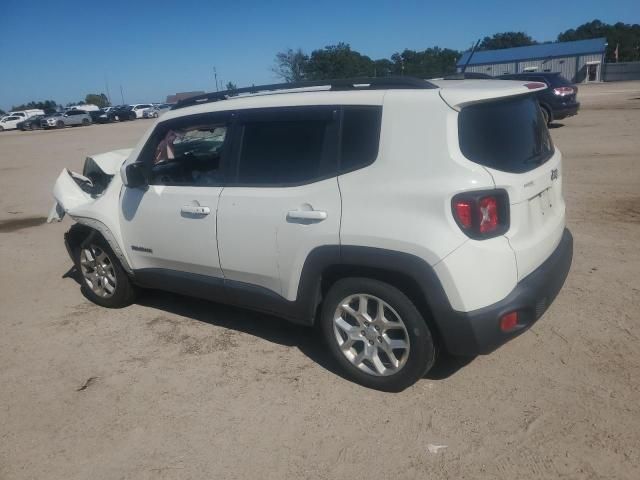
[
  {"x1": 453, "y1": 201, "x2": 473, "y2": 229},
  {"x1": 553, "y1": 86, "x2": 575, "y2": 96},
  {"x1": 452, "y1": 190, "x2": 509, "y2": 239}
]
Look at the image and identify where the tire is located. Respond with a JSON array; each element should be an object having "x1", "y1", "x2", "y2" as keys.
[
  {"x1": 319, "y1": 277, "x2": 436, "y2": 392},
  {"x1": 73, "y1": 234, "x2": 137, "y2": 308},
  {"x1": 541, "y1": 106, "x2": 551, "y2": 125},
  {"x1": 56, "y1": 120, "x2": 65, "y2": 129},
  {"x1": 0, "y1": 126, "x2": 4, "y2": 132},
  {"x1": 82, "y1": 118, "x2": 90, "y2": 126}
]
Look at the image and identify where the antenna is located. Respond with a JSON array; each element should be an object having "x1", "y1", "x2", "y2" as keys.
[{"x1": 461, "y1": 39, "x2": 481, "y2": 73}]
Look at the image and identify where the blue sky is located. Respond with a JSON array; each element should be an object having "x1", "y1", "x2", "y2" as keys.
[{"x1": 1, "y1": 0, "x2": 637, "y2": 110}]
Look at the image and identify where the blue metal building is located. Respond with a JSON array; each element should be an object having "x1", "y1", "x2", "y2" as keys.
[{"x1": 457, "y1": 38, "x2": 607, "y2": 83}]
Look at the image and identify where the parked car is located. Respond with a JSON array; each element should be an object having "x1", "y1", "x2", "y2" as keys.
[
  {"x1": 41, "y1": 110, "x2": 92, "y2": 129},
  {"x1": 48, "y1": 76, "x2": 572, "y2": 391},
  {"x1": 7, "y1": 109, "x2": 45, "y2": 120},
  {"x1": 66, "y1": 104, "x2": 100, "y2": 112},
  {"x1": 112, "y1": 105, "x2": 137, "y2": 121},
  {"x1": 497, "y1": 72, "x2": 579, "y2": 124},
  {"x1": 0, "y1": 115, "x2": 23, "y2": 131},
  {"x1": 17, "y1": 115, "x2": 45, "y2": 130},
  {"x1": 142, "y1": 104, "x2": 171, "y2": 118},
  {"x1": 91, "y1": 108, "x2": 118, "y2": 124},
  {"x1": 130, "y1": 104, "x2": 154, "y2": 118}
]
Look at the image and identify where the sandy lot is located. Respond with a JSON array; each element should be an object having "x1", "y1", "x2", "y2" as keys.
[{"x1": 1, "y1": 82, "x2": 639, "y2": 480}]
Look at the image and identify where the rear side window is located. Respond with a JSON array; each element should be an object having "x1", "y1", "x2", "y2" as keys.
[
  {"x1": 458, "y1": 95, "x2": 554, "y2": 173},
  {"x1": 339, "y1": 106, "x2": 382, "y2": 173},
  {"x1": 237, "y1": 120, "x2": 328, "y2": 185}
]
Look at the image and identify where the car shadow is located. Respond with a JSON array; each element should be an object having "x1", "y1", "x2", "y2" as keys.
[
  {"x1": 63, "y1": 265, "x2": 474, "y2": 384},
  {"x1": 548, "y1": 122, "x2": 565, "y2": 129}
]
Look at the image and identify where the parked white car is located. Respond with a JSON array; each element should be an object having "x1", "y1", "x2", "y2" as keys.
[
  {"x1": 142, "y1": 104, "x2": 171, "y2": 118},
  {"x1": 6, "y1": 109, "x2": 45, "y2": 120},
  {"x1": 48, "y1": 77, "x2": 572, "y2": 391},
  {"x1": 66, "y1": 104, "x2": 100, "y2": 112},
  {"x1": 0, "y1": 115, "x2": 23, "y2": 131},
  {"x1": 130, "y1": 104, "x2": 154, "y2": 118}
]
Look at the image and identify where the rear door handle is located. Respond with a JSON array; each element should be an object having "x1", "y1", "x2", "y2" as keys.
[
  {"x1": 287, "y1": 210, "x2": 327, "y2": 221},
  {"x1": 181, "y1": 204, "x2": 211, "y2": 216}
]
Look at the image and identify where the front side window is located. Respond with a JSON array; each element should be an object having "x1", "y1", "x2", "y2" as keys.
[
  {"x1": 237, "y1": 119, "x2": 328, "y2": 185},
  {"x1": 149, "y1": 123, "x2": 228, "y2": 186}
]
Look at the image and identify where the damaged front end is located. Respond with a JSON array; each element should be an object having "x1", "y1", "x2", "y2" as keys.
[{"x1": 47, "y1": 149, "x2": 131, "y2": 223}]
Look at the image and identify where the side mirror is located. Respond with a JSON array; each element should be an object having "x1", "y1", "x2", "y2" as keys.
[{"x1": 124, "y1": 163, "x2": 148, "y2": 189}]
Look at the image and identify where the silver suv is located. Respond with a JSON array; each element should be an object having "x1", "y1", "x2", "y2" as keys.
[{"x1": 42, "y1": 110, "x2": 92, "y2": 129}]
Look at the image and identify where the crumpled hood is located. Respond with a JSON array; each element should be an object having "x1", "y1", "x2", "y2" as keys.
[{"x1": 87, "y1": 148, "x2": 133, "y2": 175}]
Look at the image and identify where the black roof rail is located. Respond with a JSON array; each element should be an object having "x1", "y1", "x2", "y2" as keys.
[{"x1": 171, "y1": 76, "x2": 437, "y2": 110}]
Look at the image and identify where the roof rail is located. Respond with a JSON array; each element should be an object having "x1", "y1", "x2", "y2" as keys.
[{"x1": 171, "y1": 76, "x2": 437, "y2": 110}]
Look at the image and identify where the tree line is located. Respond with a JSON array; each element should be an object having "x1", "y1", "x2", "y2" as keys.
[
  {"x1": 4, "y1": 19, "x2": 638, "y2": 114},
  {"x1": 272, "y1": 19, "x2": 640, "y2": 82}
]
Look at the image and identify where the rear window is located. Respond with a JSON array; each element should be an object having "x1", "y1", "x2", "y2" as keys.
[
  {"x1": 458, "y1": 95, "x2": 554, "y2": 173},
  {"x1": 339, "y1": 106, "x2": 382, "y2": 173}
]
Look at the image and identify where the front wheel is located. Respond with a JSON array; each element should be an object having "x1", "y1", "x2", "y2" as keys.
[
  {"x1": 320, "y1": 278, "x2": 436, "y2": 391},
  {"x1": 74, "y1": 236, "x2": 137, "y2": 308},
  {"x1": 56, "y1": 120, "x2": 65, "y2": 128},
  {"x1": 82, "y1": 118, "x2": 90, "y2": 126}
]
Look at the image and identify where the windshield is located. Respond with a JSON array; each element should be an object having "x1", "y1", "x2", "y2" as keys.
[{"x1": 458, "y1": 95, "x2": 554, "y2": 173}]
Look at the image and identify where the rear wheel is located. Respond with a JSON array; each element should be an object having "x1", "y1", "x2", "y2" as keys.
[
  {"x1": 0, "y1": 126, "x2": 4, "y2": 132},
  {"x1": 320, "y1": 278, "x2": 436, "y2": 391},
  {"x1": 82, "y1": 118, "x2": 90, "y2": 126},
  {"x1": 541, "y1": 106, "x2": 551, "y2": 125},
  {"x1": 74, "y1": 236, "x2": 137, "y2": 308}
]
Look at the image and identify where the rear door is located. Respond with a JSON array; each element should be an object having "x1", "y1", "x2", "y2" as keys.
[
  {"x1": 217, "y1": 106, "x2": 341, "y2": 300},
  {"x1": 457, "y1": 94, "x2": 565, "y2": 280}
]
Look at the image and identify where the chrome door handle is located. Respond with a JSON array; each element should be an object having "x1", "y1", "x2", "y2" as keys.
[
  {"x1": 287, "y1": 210, "x2": 327, "y2": 221},
  {"x1": 181, "y1": 205, "x2": 211, "y2": 216}
]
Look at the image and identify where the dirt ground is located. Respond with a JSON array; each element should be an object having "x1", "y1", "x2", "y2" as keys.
[{"x1": 1, "y1": 82, "x2": 639, "y2": 480}]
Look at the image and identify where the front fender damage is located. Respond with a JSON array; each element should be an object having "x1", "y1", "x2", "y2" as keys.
[{"x1": 47, "y1": 149, "x2": 134, "y2": 274}]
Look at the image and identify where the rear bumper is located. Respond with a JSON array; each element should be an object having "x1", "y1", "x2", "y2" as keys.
[
  {"x1": 553, "y1": 102, "x2": 580, "y2": 119},
  {"x1": 438, "y1": 228, "x2": 573, "y2": 355}
]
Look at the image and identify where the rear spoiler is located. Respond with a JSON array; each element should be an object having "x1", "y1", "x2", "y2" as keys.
[{"x1": 438, "y1": 81, "x2": 547, "y2": 111}]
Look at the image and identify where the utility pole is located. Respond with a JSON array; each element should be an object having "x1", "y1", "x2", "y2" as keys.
[
  {"x1": 104, "y1": 74, "x2": 112, "y2": 105},
  {"x1": 213, "y1": 66, "x2": 219, "y2": 92},
  {"x1": 120, "y1": 85, "x2": 125, "y2": 105}
]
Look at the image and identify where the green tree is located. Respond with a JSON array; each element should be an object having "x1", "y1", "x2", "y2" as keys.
[
  {"x1": 84, "y1": 93, "x2": 110, "y2": 108},
  {"x1": 558, "y1": 20, "x2": 640, "y2": 61},
  {"x1": 390, "y1": 47, "x2": 460, "y2": 77},
  {"x1": 225, "y1": 82, "x2": 238, "y2": 93},
  {"x1": 272, "y1": 48, "x2": 308, "y2": 82},
  {"x1": 478, "y1": 32, "x2": 537, "y2": 50},
  {"x1": 305, "y1": 43, "x2": 375, "y2": 80},
  {"x1": 0, "y1": 108, "x2": 5, "y2": 116},
  {"x1": 11, "y1": 100, "x2": 59, "y2": 113}
]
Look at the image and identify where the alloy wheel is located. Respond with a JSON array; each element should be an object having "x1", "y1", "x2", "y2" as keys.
[
  {"x1": 79, "y1": 245, "x2": 117, "y2": 298},
  {"x1": 333, "y1": 294, "x2": 410, "y2": 376}
]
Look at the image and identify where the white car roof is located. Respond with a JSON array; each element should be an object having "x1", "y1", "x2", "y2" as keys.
[{"x1": 162, "y1": 79, "x2": 544, "y2": 120}]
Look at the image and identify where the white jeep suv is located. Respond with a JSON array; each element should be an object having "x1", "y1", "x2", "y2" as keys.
[{"x1": 49, "y1": 77, "x2": 573, "y2": 391}]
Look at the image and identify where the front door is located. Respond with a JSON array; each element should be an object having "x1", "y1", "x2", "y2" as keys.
[
  {"x1": 217, "y1": 106, "x2": 341, "y2": 300},
  {"x1": 587, "y1": 63, "x2": 599, "y2": 82},
  {"x1": 120, "y1": 112, "x2": 232, "y2": 277}
]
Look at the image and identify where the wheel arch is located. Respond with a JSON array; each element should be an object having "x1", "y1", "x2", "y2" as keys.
[
  {"x1": 297, "y1": 245, "x2": 455, "y2": 347},
  {"x1": 319, "y1": 263, "x2": 443, "y2": 343},
  {"x1": 65, "y1": 220, "x2": 134, "y2": 275}
]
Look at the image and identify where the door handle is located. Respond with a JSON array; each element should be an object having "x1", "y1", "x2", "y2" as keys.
[
  {"x1": 287, "y1": 210, "x2": 327, "y2": 221},
  {"x1": 181, "y1": 204, "x2": 211, "y2": 216}
]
